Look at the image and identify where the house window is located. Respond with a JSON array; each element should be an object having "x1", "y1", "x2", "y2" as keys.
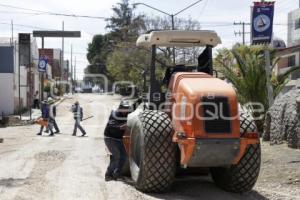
[
  {"x1": 295, "y1": 18, "x2": 300, "y2": 30},
  {"x1": 288, "y1": 55, "x2": 296, "y2": 67}
]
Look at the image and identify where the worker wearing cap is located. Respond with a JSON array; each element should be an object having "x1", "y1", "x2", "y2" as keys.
[
  {"x1": 104, "y1": 100, "x2": 131, "y2": 181},
  {"x1": 37, "y1": 99, "x2": 54, "y2": 136},
  {"x1": 71, "y1": 101, "x2": 86, "y2": 136}
]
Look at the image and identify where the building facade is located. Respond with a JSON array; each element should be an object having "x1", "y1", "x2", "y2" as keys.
[
  {"x1": 288, "y1": 8, "x2": 300, "y2": 47},
  {"x1": 0, "y1": 37, "x2": 40, "y2": 116},
  {"x1": 273, "y1": 8, "x2": 300, "y2": 92},
  {"x1": 276, "y1": 45, "x2": 300, "y2": 79}
]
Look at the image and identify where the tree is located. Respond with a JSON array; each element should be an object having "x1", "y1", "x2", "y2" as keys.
[
  {"x1": 87, "y1": 34, "x2": 113, "y2": 65},
  {"x1": 85, "y1": 0, "x2": 145, "y2": 86},
  {"x1": 144, "y1": 16, "x2": 202, "y2": 64},
  {"x1": 215, "y1": 44, "x2": 300, "y2": 131},
  {"x1": 106, "y1": 43, "x2": 146, "y2": 87},
  {"x1": 106, "y1": 42, "x2": 170, "y2": 89},
  {"x1": 106, "y1": 0, "x2": 145, "y2": 42},
  {"x1": 86, "y1": 0, "x2": 204, "y2": 90}
]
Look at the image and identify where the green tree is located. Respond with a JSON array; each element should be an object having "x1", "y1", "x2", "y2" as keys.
[
  {"x1": 87, "y1": 34, "x2": 113, "y2": 65},
  {"x1": 215, "y1": 44, "x2": 300, "y2": 131},
  {"x1": 144, "y1": 16, "x2": 202, "y2": 64},
  {"x1": 106, "y1": 43, "x2": 169, "y2": 89},
  {"x1": 85, "y1": 0, "x2": 145, "y2": 84},
  {"x1": 106, "y1": 0, "x2": 145, "y2": 42}
]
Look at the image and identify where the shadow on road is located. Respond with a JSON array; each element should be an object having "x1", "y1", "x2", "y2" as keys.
[
  {"x1": 125, "y1": 175, "x2": 268, "y2": 200},
  {"x1": 0, "y1": 178, "x2": 26, "y2": 188}
]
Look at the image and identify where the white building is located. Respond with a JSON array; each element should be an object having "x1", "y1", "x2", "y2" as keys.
[
  {"x1": 288, "y1": 8, "x2": 300, "y2": 47},
  {"x1": 0, "y1": 37, "x2": 40, "y2": 116}
]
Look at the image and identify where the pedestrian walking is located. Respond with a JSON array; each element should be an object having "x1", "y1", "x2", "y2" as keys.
[
  {"x1": 104, "y1": 100, "x2": 130, "y2": 181},
  {"x1": 33, "y1": 91, "x2": 39, "y2": 109},
  {"x1": 71, "y1": 101, "x2": 86, "y2": 137},
  {"x1": 44, "y1": 97, "x2": 60, "y2": 134},
  {"x1": 37, "y1": 100, "x2": 54, "y2": 136}
]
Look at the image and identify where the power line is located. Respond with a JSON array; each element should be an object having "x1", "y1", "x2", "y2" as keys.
[
  {"x1": 64, "y1": 51, "x2": 87, "y2": 55},
  {"x1": 0, "y1": 3, "x2": 107, "y2": 20},
  {"x1": 0, "y1": 10, "x2": 42, "y2": 15},
  {"x1": 197, "y1": 0, "x2": 209, "y2": 20},
  {"x1": 0, "y1": 22, "x2": 58, "y2": 30}
]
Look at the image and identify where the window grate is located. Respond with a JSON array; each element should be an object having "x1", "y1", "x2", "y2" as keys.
[{"x1": 201, "y1": 96, "x2": 231, "y2": 133}]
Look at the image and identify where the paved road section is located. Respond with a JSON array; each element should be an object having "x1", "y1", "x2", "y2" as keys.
[{"x1": 0, "y1": 94, "x2": 299, "y2": 200}]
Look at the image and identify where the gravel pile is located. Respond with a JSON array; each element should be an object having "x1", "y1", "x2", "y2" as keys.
[{"x1": 263, "y1": 89, "x2": 300, "y2": 149}]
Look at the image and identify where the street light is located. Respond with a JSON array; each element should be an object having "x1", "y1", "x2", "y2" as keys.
[{"x1": 133, "y1": 0, "x2": 203, "y2": 64}]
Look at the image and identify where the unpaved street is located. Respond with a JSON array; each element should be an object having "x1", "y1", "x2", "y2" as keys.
[{"x1": 0, "y1": 94, "x2": 299, "y2": 200}]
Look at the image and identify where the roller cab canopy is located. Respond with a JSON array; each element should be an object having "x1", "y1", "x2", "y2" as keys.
[{"x1": 136, "y1": 30, "x2": 222, "y2": 48}]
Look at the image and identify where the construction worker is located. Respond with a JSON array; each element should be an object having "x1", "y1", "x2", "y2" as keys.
[
  {"x1": 104, "y1": 100, "x2": 131, "y2": 181},
  {"x1": 37, "y1": 100, "x2": 54, "y2": 136},
  {"x1": 45, "y1": 97, "x2": 60, "y2": 134},
  {"x1": 71, "y1": 101, "x2": 86, "y2": 136}
]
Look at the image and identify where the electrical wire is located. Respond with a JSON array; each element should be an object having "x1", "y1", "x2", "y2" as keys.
[
  {"x1": 197, "y1": 0, "x2": 209, "y2": 20},
  {"x1": 0, "y1": 3, "x2": 107, "y2": 20},
  {"x1": 0, "y1": 10, "x2": 42, "y2": 15},
  {"x1": 0, "y1": 21, "x2": 59, "y2": 30}
]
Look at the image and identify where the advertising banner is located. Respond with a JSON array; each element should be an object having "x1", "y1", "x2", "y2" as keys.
[
  {"x1": 38, "y1": 57, "x2": 48, "y2": 73},
  {"x1": 251, "y1": 2, "x2": 275, "y2": 44}
]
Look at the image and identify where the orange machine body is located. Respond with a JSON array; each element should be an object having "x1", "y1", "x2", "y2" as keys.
[
  {"x1": 123, "y1": 72, "x2": 259, "y2": 167},
  {"x1": 168, "y1": 72, "x2": 259, "y2": 166}
]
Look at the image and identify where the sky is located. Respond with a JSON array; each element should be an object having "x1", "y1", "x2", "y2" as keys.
[{"x1": 0, "y1": 0, "x2": 298, "y2": 79}]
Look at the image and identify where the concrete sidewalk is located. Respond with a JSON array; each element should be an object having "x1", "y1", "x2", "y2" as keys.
[
  {"x1": 20, "y1": 108, "x2": 41, "y2": 121},
  {"x1": 5, "y1": 96, "x2": 70, "y2": 126}
]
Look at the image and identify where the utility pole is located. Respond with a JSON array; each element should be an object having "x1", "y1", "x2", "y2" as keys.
[
  {"x1": 11, "y1": 20, "x2": 13, "y2": 45},
  {"x1": 61, "y1": 21, "x2": 65, "y2": 83},
  {"x1": 260, "y1": 0, "x2": 274, "y2": 107},
  {"x1": 264, "y1": 49, "x2": 274, "y2": 106},
  {"x1": 70, "y1": 44, "x2": 73, "y2": 94},
  {"x1": 171, "y1": 15, "x2": 175, "y2": 65},
  {"x1": 18, "y1": 41, "x2": 21, "y2": 119},
  {"x1": 28, "y1": 36, "x2": 32, "y2": 120},
  {"x1": 134, "y1": 0, "x2": 203, "y2": 65},
  {"x1": 234, "y1": 21, "x2": 251, "y2": 45},
  {"x1": 40, "y1": 37, "x2": 44, "y2": 102},
  {"x1": 74, "y1": 56, "x2": 76, "y2": 87}
]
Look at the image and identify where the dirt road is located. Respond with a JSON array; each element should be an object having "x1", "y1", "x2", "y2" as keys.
[{"x1": 0, "y1": 94, "x2": 299, "y2": 200}]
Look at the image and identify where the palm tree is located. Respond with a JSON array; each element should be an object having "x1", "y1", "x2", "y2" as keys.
[{"x1": 215, "y1": 44, "x2": 300, "y2": 131}]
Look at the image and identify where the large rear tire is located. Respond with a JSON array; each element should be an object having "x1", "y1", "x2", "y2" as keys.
[
  {"x1": 129, "y1": 110, "x2": 176, "y2": 193},
  {"x1": 210, "y1": 109, "x2": 261, "y2": 193}
]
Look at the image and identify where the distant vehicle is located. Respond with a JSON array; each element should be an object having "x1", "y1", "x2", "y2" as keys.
[
  {"x1": 75, "y1": 87, "x2": 83, "y2": 93},
  {"x1": 82, "y1": 85, "x2": 92, "y2": 93},
  {"x1": 119, "y1": 85, "x2": 138, "y2": 97},
  {"x1": 92, "y1": 86, "x2": 102, "y2": 93}
]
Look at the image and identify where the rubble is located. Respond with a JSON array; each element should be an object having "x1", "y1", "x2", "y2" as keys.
[{"x1": 263, "y1": 89, "x2": 300, "y2": 149}]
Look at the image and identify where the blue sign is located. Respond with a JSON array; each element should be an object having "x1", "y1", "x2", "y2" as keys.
[
  {"x1": 38, "y1": 57, "x2": 48, "y2": 72},
  {"x1": 251, "y1": 2, "x2": 275, "y2": 45}
]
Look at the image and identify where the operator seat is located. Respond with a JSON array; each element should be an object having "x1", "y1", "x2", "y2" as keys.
[
  {"x1": 197, "y1": 45, "x2": 213, "y2": 75},
  {"x1": 162, "y1": 65, "x2": 187, "y2": 86}
]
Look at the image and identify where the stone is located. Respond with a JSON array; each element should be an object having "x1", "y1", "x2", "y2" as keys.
[{"x1": 264, "y1": 89, "x2": 300, "y2": 149}]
